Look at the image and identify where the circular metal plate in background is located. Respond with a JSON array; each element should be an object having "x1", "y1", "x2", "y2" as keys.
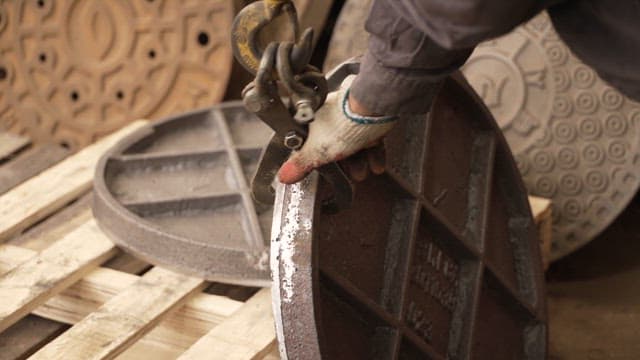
[
  {"x1": 0, "y1": 0, "x2": 233, "y2": 150},
  {"x1": 324, "y1": 3, "x2": 640, "y2": 261},
  {"x1": 271, "y1": 62, "x2": 546, "y2": 359},
  {"x1": 93, "y1": 102, "x2": 274, "y2": 286},
  {"x1": 462, "y1": 13, "x2": 640, "y2": 259}
]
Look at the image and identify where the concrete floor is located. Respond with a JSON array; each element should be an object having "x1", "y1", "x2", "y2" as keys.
[{"x1": 547, "y1": 194, "x2": 640, "y2": 359}]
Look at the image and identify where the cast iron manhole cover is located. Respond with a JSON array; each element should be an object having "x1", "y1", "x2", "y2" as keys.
[
  {"x1": 324, "y1": 3, "x2": 640, "y2": 261},
  {"x1": 271, "y1": 61, "x2": 547, "y2": 359},
  {"x1": 0, "y1": 0, "x2": 233, "y2": 150},
  {"x1": 93, "y1": 103, "x2": 274, "y2": 286}
]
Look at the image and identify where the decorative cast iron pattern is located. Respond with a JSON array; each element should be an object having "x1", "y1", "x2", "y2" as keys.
[
  {"x1": 272, "y1": 71, "x2": 547, "y2": 359},
  {"x1": 463, "y1": 12, "x2": 640, "y2": 260},
  {"x1": 93, "y1": 103, "x2": 274, "y2": 286},
  {"x1": 0, "y1": 0, "x2": 233, "y2": 150},
  {"x1": 324, "y1": 3, "x2": 640, "y2": 261}
]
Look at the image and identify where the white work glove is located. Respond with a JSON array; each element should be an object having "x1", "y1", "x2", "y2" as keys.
[{"x1": 278, "y1": 76, "x2": 397, "y2": 184}]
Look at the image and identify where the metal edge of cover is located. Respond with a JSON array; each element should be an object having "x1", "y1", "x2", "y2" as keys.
[
  {"x1": 93, "y1": 102, "x2": 274, "y2": 287},
  {"x1": 272, "y1": 60, "x2": 547, "y2": 359}
]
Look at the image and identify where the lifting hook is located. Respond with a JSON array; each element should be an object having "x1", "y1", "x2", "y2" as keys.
[{"x1": 231, "y1": 0, "x2": 313, "y2": 75}]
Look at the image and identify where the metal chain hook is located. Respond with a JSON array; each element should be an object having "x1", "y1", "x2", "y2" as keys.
[{"x1": 231, "y1": 0, "x2": 313, "y2": 75}]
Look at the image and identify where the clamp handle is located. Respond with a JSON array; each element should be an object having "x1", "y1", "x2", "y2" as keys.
[{"x1": 243, "y1": 58, "x2": 360, "y2": 214}]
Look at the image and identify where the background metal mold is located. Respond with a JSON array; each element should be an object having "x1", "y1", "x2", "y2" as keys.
[{"x1": 0, "y1": 0, "x2": 234, "y2": 150}]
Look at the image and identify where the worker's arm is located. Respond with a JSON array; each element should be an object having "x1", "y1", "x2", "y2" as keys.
[
  {"x1": 279, "y1": 0, "x2": 559, "y2": 184},
  {"x1": 350, "y1": 0, "x2": 559, "y2": 115}
]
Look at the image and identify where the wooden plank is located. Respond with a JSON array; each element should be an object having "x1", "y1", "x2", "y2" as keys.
[
  {"x1": 0, "y1": 192, "x2": 144, "y2": 360},
  {"x1": 0, "y1": 219, "x2": 117, "y2": 333},
  {"x1": 9, "y1": 191, "x2": 149, "y2": 274},
  {"x1": 46, "y1": 268, "x2": 239, "y2": 360},
  {"x1": 529, "y1": 195, "x2": 553, "y2": 269},
  {"x1": 102, "y1": 252, "x2": 149, "y2": 275},
  {"x1": 178, "y1": 288, "x2": 275, "y2": 360},
  {"x1": 529, "y1": 195, "x2": 551, "y2": 221},
  {"x1": 0, "y1": 244, "x2": 242, "y2": 358},
  {"x1": 15, "y1": 207, "x2": 93, "y2": 252},
  {"x1": 10, "y1": 192, "x2": 93, "y2": 251},
  {"x1": 206, "y1": 282, "x2": 260, "y2": 302},
  {"x1": 115, "y1": 290, "x2": 241, "y2": 360},
  {"x1": 34, "y1": 267, "x2": 239, "y2": 331},
  {"x1": 0, "y1": 121, "x2": 147, "y2": 242},
  {"x1": 30, "y1": 267, "x2": 205, "y2": 360},
  {"x1": 0, "y1": 189, "x2": 145, "y2": 360},
  {"x1": 0, "y1": 144, "x2": 69, "y2": 196},
  {"x1": 260, "y1": 345, "x2": 280, "y2": 360},
  {"x1": 0, "y1": 245, "x2": 35, "y2": 274},
  {"x1": 0, "y1": 132, "x2": 30, "y2": 161}
]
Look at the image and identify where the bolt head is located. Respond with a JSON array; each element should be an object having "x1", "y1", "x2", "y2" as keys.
[
  {"x1": 294, "y1": 103, "x2": 314, "y2": 124},
  {"x1": 284, "y1": 132, "x2": 304, "y2": 150}
]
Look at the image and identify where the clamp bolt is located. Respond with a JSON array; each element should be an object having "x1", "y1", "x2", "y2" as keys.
[
  {"x1": 284, "y1": 131, "x2": 304, "y2": 150},
  {"x1": 294, "y1": 101, "x2": 314, "y2": 124}
]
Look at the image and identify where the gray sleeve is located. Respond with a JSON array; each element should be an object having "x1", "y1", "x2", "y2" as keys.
[{"x1": 350, "y1": 0, "x2": 557, "y2": 115}]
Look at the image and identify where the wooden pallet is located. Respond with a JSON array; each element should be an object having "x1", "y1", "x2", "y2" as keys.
[
  {"x1": 0, "y1": 123, "x2": 278, "y2": 360},
  {"x1": 0, "y1": 123, "x2": 551, "y2": 359}
]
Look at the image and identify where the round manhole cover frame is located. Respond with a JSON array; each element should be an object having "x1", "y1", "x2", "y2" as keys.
[{"x1": 93, "y1": 102, "x2": 275, "y2": 287}]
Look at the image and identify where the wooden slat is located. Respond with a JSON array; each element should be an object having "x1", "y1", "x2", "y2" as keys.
[
  {"x1": 0, "y1": 132, "x2": 30, "y2": 160},
  {"x1": 0, "y1": 121, "x2": 147, "y2": 242},
  {"x1": 529, "y1": 195, "x2": 551, "y2": 221},
  {"x1": 66, "y1": 270, "x2": 239, "y2": 360},
  {"x1": 102, "y1": 252, "x2": 149, "y2": 275},
  {"x1": 178, "y1": 288, "x2": 275, "y2": 360},
  {"x1": 34, "y1": 267, "x2": 239, "y2": 332},
  {"x1": 8, "y1": 191, "x2": 149, "y2": 274},
  {"x1": 18, "y1": 208, "x2": 93, "y2": 251},
  {"x1": 30, "y1": 267, "x2": 206, "y2": 360},
  {"x1": 0, "y1": 244, "x2": 242, "y2": 358},
  {"x1": 261, "y1": 346, "x2": 281, "y2": 360},
  {"x1": 0, "y1": 220, "x2": 116, "y2": 333},
  {"x1": 10, "y1": 192, "x2": 93, "y2": 250},
  {"x1": 529, "y1": 195, "x2": 553, "y2": 269},
  {"x1": 0, "y1": 245, "x2": 35, "y2": 274},
  {"x1": 0, "y1": 144, "x2": 69, "y2": 196},
  {"x1": 114, "y1": 291, "x2": 242, "y2": 360}
]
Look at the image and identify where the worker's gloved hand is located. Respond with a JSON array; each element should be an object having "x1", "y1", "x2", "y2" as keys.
[{"x1": 278, "y1": 76, "x2": 398, "y2": 184}]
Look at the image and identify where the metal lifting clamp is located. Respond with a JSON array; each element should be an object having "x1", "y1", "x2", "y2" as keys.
[{"x1": 231, "y1": 0, "x2": 353, "y2": 213}]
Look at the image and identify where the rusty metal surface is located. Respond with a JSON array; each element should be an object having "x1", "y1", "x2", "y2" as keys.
[
  {"x1": 0, "y1": 0, "x2": 233, "y2": 150},
  {"x1": 93, "y1": 102, "x2": 274, "y2": 286},
  {"x1": 271, "y1": 61, "x2": 547, "y2": 359}
]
